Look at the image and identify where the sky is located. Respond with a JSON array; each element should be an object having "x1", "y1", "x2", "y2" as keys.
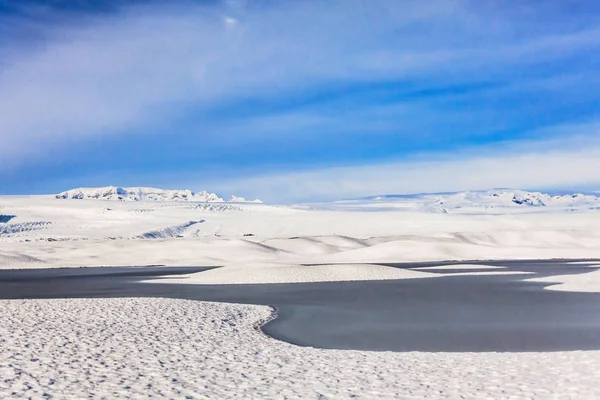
[{"x1": 1, "y1": 0, "x2": 600, "y2": 202}]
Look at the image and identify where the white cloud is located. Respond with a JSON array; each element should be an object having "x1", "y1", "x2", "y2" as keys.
[
  {"x1": 206, "y1": 130, "x2": 600, "y2": 202},
  {"x1": 1, "y1": 0, "x2": 599, "y2": 172}
]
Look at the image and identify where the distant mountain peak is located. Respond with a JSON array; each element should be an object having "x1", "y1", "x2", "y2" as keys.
[
  {"x1": 55, "y1": 186, "x2": 261, "y2": 203},
  {"x1": 331, "y1": 189, "x2": 600, "y2": 213}
]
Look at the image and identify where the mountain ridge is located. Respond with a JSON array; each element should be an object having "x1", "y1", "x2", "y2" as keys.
[
  {"x1": 56, "y1": 186, "x2": 262, "y2": 203},
  {"x1": 327, "y1": 189, "x2": 600, "y2": 212}
]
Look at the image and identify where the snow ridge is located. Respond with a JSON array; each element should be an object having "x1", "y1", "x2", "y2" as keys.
[{"x1": 135, "y1": 220, "x2": 205, "y2": 239}]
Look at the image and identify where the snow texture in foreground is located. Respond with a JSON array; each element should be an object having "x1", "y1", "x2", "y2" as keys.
[
  {"x1": 527, "y1": 268, "x2": 600, "y2": 292},
  {"x1": 1, "y1": 298, "x2": 599, "y2": 399}
]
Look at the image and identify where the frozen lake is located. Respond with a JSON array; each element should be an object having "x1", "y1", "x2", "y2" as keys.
[{"x1": 2, "y1": 260, "x2": 600, "y2": 352}]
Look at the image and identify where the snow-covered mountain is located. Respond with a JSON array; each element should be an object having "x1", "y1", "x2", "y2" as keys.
[
  {"x1": 229, "y1": 195, "x2": 263, "y2": 204},
  {"x1": 329, "y1": 189, "x2": 600, "y2": 213},
  {"x1": 55, "y1": 186, "x2": 260, "y2": 203}
]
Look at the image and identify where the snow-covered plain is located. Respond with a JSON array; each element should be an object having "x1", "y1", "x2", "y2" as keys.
[
  {"x1": 3, "y1": 189, "x2": 600, "y2": 273},
  {"x1": 3, "y1": 188, "x2": 600, "y2": 398},
  {"x1": 2, "y1": 298, "x2": 600, "y2": 399}
]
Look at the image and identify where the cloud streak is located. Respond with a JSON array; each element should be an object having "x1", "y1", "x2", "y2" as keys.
[
  {"x1": 1, "y1": 0, "x2": 600, "y2": 199},
  {"x1": 207, "y1": 126, "x2": 600, "y2": 202}
]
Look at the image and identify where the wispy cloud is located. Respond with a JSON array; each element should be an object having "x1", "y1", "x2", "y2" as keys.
[
  {"x1": 206, "y1": 124, "x2": 600, "y2": 202},
  {"x1": 1, "y1": 0, "x2": 599, "y2": 198}
]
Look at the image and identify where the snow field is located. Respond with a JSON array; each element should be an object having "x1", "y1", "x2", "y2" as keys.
[
  {"x1": 149, "y1": 262, "x2": 440, "y2": 284},
  {"x1": 1, "y1": 298, "x2": 600, "y2": 399},
  {"x1": 3, "y1": 196, "x2": 600, "y2": 270}
]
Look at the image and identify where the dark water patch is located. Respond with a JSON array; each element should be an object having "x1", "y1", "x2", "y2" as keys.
[
  {"x1": 0, "y1": 215, "x2": 16, "y2": 223},
  {"x1": 0, "y1": 266, "x2": 214, "y2": 282},
  {"x1": 1, "y1": 261, "x2": 600, "y2": 352}
]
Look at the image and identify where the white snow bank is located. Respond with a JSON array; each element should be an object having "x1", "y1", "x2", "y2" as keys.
[
  {"x1": 0, "y1": 252, "x2": 44, "y2": 268},
  {"x1": 527, "y1": 269, "x2": 600, "y2": 292},
  {"x1": 323, "y1": 233, "x2": 600, "y2": 264},
  {"x1": 443, "y1": 271, "x2": 534, "y2": 277},
  {"x1": 412, "y1": 264, "x2": 506, "y2": 270},
  {"x1": 151, "y1": 263, "x2": 532, "y2": 285},
  {"x1": 2, "y1": 298, "x2": 600, "y2": 399},
  {"x1": 149, "y1": 262, "x2": 439, "y2": 284}
]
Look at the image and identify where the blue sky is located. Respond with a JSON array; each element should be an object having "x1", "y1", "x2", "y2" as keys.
[{"x1": 1, "y1": 0, "x2": 600, "y2": 202}]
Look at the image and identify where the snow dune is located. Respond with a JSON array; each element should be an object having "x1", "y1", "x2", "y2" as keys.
[
  {"x1": 2, "y1": 194, "x2": 600, "y2": 275},
  {"x1": 151, "y1": 262, "x2": 532, "y2": 285},
  {"x1": 153, "y1": 262, "x2": 439, "y2": 284}
]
